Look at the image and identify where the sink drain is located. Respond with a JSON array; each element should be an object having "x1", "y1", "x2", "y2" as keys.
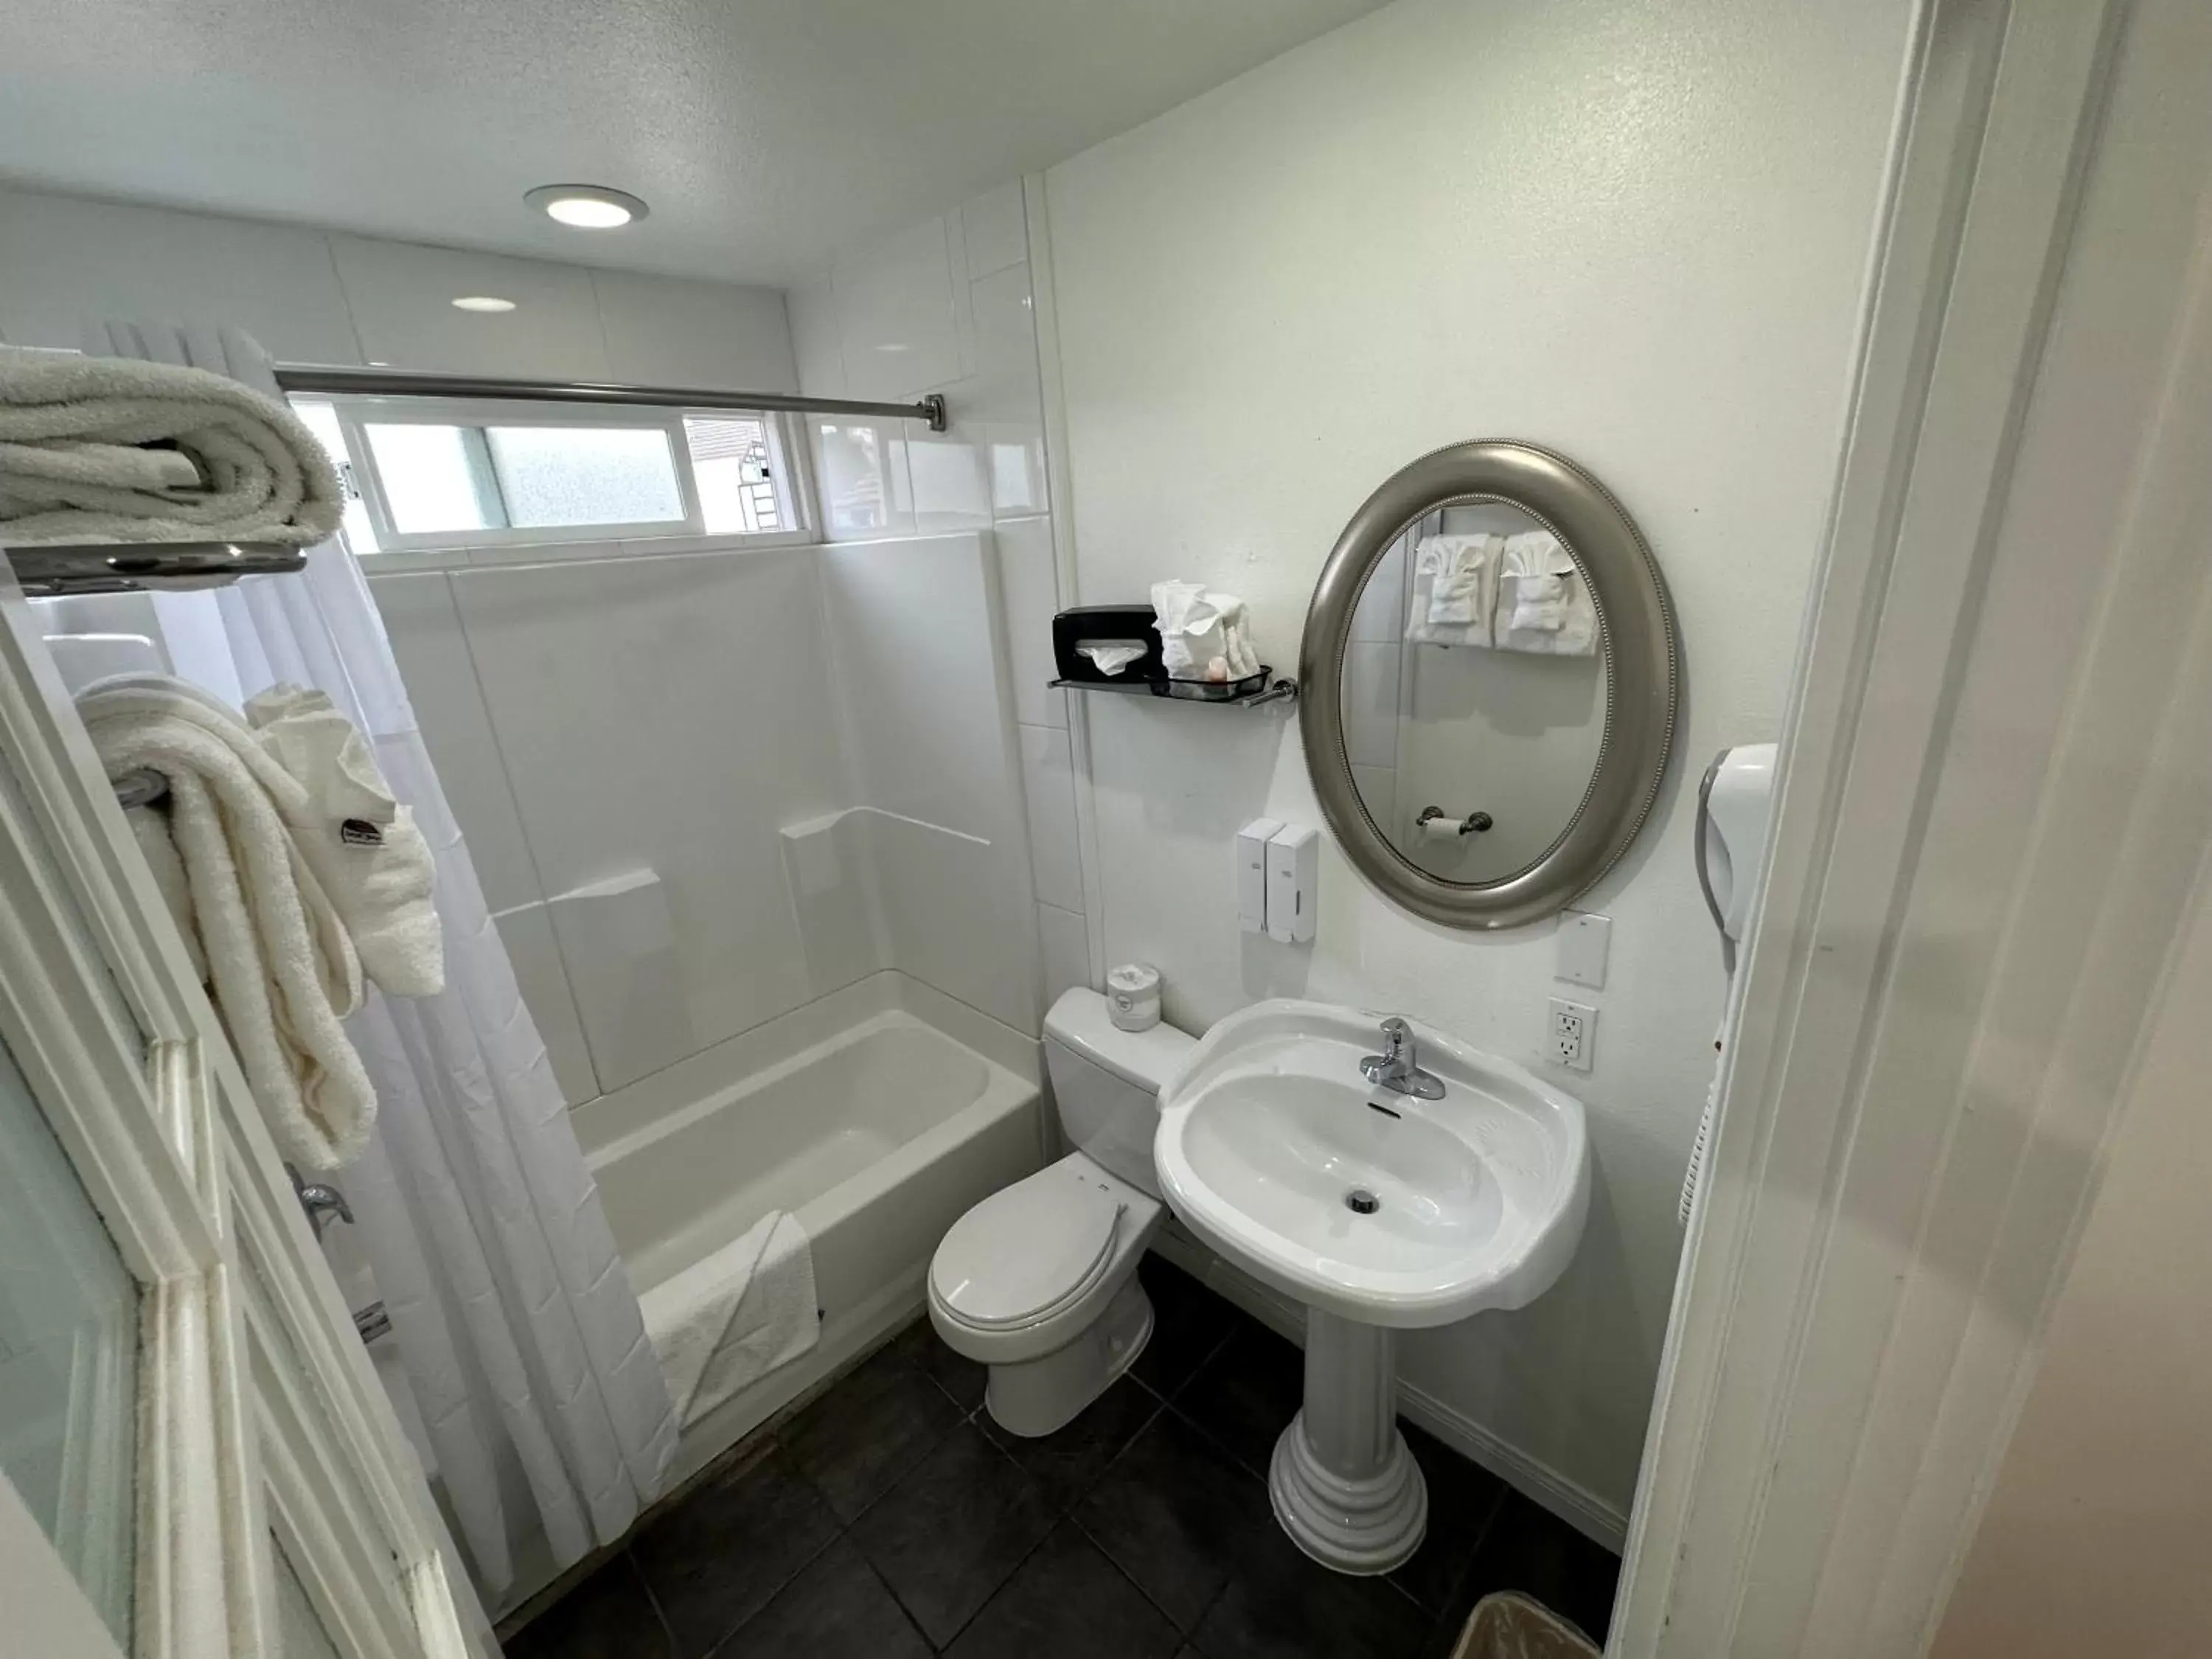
[{"x1": 1345, "y1": 1188, "x2": 1380, "y2": 1215}]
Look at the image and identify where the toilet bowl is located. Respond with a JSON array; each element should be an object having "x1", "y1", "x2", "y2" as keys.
[{"x1": 928, "y1": 987, "x2": 1194, "y2": 1438}]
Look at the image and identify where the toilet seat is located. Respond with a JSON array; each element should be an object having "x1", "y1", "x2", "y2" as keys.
[{"x1": 930, "y1": 1164, "x2": 1127, "y2": 1332}]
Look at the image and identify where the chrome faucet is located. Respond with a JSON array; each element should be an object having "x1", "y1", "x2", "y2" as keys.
[{"x1": 1360, "y1": 1017, "x2": 1445, "y2": 1100}]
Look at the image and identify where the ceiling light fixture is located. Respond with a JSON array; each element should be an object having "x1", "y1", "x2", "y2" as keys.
[
  {"x1": 451, "y1": 295, "x2": 517, "y2": 313},
  {"x1": 524, "y1": 184, "x2": 650, "y2": 229}
]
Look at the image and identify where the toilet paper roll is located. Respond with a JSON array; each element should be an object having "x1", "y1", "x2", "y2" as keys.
[{"x1": 1107, "y1": 961, "x2": 1161, "y2": 1032}]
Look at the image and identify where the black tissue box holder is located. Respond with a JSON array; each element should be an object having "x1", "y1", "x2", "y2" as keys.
[{"x1": 1051, "y1": 606, "x2": 1164, "y2": 686}]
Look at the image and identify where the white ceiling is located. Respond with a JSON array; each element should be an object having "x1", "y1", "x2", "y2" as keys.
[{"x1": 0, "y1": 0, "x2": 1390, "y2": 287}]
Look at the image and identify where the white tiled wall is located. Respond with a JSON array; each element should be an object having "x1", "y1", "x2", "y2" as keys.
[
  {"x1": 787, "y1": 180, "x2": 1091, "y2": 1009},
  {"x1": 368, "y1": 530, "x2": 1041, "y2": 1108}
]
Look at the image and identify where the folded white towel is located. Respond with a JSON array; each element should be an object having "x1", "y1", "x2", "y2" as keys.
[
  {"x1": 0, "y1": 344, "x2": 342, "y2": 548},
  {"x1": 1405, "y1": 535, "x2": 1501, "y2": 647},
  {"x1": 77, "y1": 687, "x2": 375, "y2": 1170},
  {"x1": 1495, "y1": 532, "x2": 1597, "y2": 656},
  {"x1": 1152, "y1": 580, "x2": 1262, "y2": 681},
  {"x1": 644, "y1": 1211, "x2": 819, "y2": 1427},
  {"x1": 246, "y1": 686, "x2": 444, "y2": 998},
  {"x1": 1426, "y1": 538, "x2": 1491, "y2": 626}
]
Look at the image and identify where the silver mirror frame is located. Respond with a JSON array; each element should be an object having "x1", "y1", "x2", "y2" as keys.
[{"x1": 1300, "y1": 440, "x2": 1679, "y2": 930}]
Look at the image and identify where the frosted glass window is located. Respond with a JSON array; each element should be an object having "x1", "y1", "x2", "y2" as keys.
[
  {"x1": 0, "y1": 1030, "x2": 139, "y2": 1644},
  {"x1": 484, "y1": 425, "x2": 684, "y2": 528},
  {"x1": 363, "y1": 423, "x2": 497, "y2": 536},
  {"x1": 336, "y1": 402, "x2": 799, "y2": 548}
]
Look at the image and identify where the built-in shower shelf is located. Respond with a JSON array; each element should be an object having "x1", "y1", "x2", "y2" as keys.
[{"x1": 1048, "y1": 668, "x2": 1298, "y2": 709}]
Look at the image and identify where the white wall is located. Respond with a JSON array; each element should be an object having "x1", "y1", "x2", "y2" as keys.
[
  {"x1": 1928, "y1": 878, "x2": 2212, "y2": 1657},
  {"x1": 787, "y1": 181, "x2": 1092, "y2": 1016},
  {"x1": 1038, "y1": 0, "x2": 1911, "y2": 1524},
  {"x1": 0, "y1": 185, "x2": 796, "y2": 389}
]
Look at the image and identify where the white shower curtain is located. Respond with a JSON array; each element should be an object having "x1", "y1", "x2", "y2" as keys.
[{"x1": 83, "y1": 322, "x2": 678, "y2": 1594}]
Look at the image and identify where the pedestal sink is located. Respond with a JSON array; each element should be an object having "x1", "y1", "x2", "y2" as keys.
[{"x1": 1153, "y1": 1001, "x2": 1589, "y2": 1574}]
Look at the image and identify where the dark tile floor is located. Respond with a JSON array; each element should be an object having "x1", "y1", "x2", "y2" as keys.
[{"x1": 504, "y1": 1256, "x2": 1620, "y2": 1659}]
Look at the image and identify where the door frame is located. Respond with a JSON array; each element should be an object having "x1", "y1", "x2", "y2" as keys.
[
  {"x1": 1615, "y1": 0, "x2": 2212, "y2": 1651},
  {"x1": 0, "y1": 574, "x2": 493, "y2": 1658}
]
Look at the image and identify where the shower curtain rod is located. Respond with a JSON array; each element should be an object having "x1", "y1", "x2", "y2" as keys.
[{"x1": 271, "y1": 363, "x2": 951, "y2": 432}]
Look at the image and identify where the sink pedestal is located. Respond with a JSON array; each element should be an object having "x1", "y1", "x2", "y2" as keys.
[{"x1": 1268, "y1": 1309, "x2": 1427, "y2": 1574}]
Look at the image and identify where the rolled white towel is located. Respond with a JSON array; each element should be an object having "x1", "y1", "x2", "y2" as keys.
[
  {"x1": 78, "y1": 689, "x2": 375, "y2": 1170},
  {"x1": 0, "y1": 342, "x2": 342, "y2": 547},
  {"x1": 84, "y1": 674, "x2": 444, "y2": 1001}
]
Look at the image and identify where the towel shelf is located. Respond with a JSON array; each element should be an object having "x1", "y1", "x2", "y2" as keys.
[
  {"x1": 1048, "y1": 667, "x2": 1298, "y2": 709},
  {"x1": 5, "y1": 540, "x2": 308, "y2": 597}
]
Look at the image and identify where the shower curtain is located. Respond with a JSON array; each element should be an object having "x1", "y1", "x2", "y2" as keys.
[{"x1": 83, "y1": 322, "x2": 678, "y2": 1595}]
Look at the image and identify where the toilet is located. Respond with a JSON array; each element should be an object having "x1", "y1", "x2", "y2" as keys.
[{"x1": 928, "y1": 987, "x2": 1194, "y2": 1437}]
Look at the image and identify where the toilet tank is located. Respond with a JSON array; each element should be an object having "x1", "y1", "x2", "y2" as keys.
[{"x1": 1043, "y1": 987, "x2": 1195, "y2": 1197}]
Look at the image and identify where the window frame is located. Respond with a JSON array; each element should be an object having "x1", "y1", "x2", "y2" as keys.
[{"x1": 321, "y1": 395, "x2": 813, "y2": 554}]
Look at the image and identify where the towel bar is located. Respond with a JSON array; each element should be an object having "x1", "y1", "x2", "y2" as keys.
[{"x1": 4, "y1": 540, "x2": 309, "y2": 596}]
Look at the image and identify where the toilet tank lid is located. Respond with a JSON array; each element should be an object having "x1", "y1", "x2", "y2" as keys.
[{"x1": 1044, "y1": 987, "x2": 1195, "y2": 1091}]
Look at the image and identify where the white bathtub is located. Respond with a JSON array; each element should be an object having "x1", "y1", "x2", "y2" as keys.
[{"x1": 576, "y1": 970, "x2": 1042, "y2": 1481}]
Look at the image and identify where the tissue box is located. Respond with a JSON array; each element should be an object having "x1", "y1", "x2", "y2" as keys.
[{"x1": 1051, "y1": 606, "x2": 1165, "y2": 685}]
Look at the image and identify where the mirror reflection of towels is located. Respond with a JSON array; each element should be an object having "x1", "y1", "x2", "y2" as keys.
[
  {"x1": 1405, "y1": 534, "x2": 1501, "y2": 646},
  {"x1": 1495, "y1": 532, "x2": 1596, "y2": 655}
]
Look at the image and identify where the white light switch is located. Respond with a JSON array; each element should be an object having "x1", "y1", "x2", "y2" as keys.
[{"x1": 1556, "y1": 910, "x2": 1610, "y2": 989}]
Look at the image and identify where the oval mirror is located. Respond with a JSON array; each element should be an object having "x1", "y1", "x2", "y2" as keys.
[{"x1": 1300, "y1": 442, "x2": 1678, "y2": 929}]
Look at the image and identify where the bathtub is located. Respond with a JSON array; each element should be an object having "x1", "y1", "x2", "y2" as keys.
[{"x1": 576, "y1": 970, "x2": 1042, "y2": 1483}]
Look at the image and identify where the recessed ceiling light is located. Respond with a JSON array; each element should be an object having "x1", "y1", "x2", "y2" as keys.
[
  {"x1": 524, "y1": 184, "x2": 650, "y2": 229},
  {"x1": 451, "y1": 295, "x2": 517, "y2": 313}
]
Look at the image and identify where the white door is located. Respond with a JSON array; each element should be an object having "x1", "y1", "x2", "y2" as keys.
[{"x1": 0, "y1": 571, "x2": 490, "y2": 1659}]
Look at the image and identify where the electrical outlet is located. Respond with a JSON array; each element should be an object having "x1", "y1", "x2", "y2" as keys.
[{"x1": 1548, "y1": 997, "x2": 1596, "y2": 1072}]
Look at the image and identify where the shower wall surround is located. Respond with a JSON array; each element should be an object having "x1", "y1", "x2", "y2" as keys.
[
  {"x1": 785, "y1": 182, "x2": 1091, "y2": 1016},
  {"x1": 368, "y1": 531, "x2": 1040, "y2": 1110}
]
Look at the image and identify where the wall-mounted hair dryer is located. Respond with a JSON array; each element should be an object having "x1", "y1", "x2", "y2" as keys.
[{"x1": 1695, "y1": 742, "x2": 1778, "y2": 975}]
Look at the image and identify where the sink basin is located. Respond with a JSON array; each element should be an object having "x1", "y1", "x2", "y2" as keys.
[
  {"x1": 1153, "y1": 1000, "x2": 1590, "y2": 1573},
  {"x1": 1156, "y1": 1001, "x2": 1589, "y2": 1326}
]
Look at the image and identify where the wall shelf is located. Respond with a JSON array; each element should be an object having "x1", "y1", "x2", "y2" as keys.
[{"x1": 1048, "y1": 669, "x2": 1298, "y2": 709}]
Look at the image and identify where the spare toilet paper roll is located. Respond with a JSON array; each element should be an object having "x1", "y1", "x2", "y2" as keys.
[{"x1": 1107, "y1": 962, "x2": 1162, "y2": 1032}]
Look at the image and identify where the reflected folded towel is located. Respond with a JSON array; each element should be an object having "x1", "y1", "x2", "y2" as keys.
[
  {"x1": 0, "y1": 344, "x2": 343, "y2": 547},
  {"x1": 644, "y1": 1211, "x2": 820, "y2": 1427},
  {"x1": 1495, "y1": 532, "x2": 1596, "y2": 655},
  {"x1": 1405, "y1": 535, "x2": 1501, "y2": 647}
]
